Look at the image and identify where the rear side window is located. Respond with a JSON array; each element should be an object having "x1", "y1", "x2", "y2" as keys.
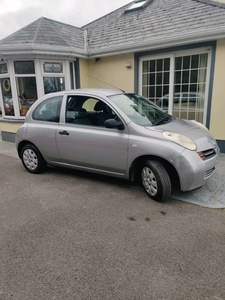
[{"x1": 32, "y1": 96, "x2": 63, "y2": 122}]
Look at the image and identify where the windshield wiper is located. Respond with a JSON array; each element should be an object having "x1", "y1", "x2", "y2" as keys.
[{"x1": 153, "y1": 116, "x2": 173, "y2": 126}]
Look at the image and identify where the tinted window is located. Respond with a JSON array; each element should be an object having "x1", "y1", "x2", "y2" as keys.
[{"x1": 32, "y1": 96, "x2": 63, "y2": 122}]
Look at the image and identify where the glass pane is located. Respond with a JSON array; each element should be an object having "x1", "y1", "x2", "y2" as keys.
[
  {"x1": 181, "y1": 85, "x2": 188, "y2": 93},
  {"x1": 14, "y1": 61, "x2": 35, "y2": 74},
  {"x1": 164, "y1": 72, "x2": 169, "y2": 84},
  {"x1": 69, "y1": 62, "x2": 75, "y2": 89},
  {"x1": 142, "y1": 74, "x2": 148, "y2": 85},
  {"x1": 149, "y1": 73, "x2": 155, "y2": 85},
  {"x1": 156, "y1": 72, "x2": 162, "y2": 84},
  {"x1": 149, "y1": 86, "x2": 155, "y2": 98},
  {"x1": 142, "y1": 87, "x2": 148, "y2": 98},
  {"x1": 0, "y1": 78, "x2": 14, "y2": 116},
  {"x1": 43, "y1": 77, "x2": 65, "y2": 94},
  {"x1": 198, "y1": 84, "x2": 206, "y2": 95},
  {"x1": 175, "y1": 57, "x2": 182, "y2": 70},
  {"x1": 150, "y1": 60, "x2": 155, "y2": 72},
  {"x1": 16, "y1": 77, "x2": 38, "y2": 116},
  {"x1": 143, "y1": 61, "x2": 149, "y2": 73},
  {"x1": 183, "y1": 56, "x2": 190, "y2": 70},
  {"x1": 33, "y1": 96, "x2": 63, "y2": 122},
  {"x1": 43, "y1": 62, "x2": 63, "y2": 73},
  {"x1": 156, "y1": 86, "x2": 162, "y2": 98},
  {"x1": 163, "y1": 85, "x2": 169, "y2": 97},
  {"x1": 0, "y1": 63, "x2": 8, "y2": 74},
  {"x1": 164, "y1": 58, "x2": 170, "y2": 71},
  {"x1": 191, "y1": 55, "x2": 199, "y2": 69},
  {"x1": 198, "y1": 69, "x2": 207, "y2": 83},
  {"x1": 175, "y1": 71, "x2": 181, "y2": 84},
  {"x1": 157, "y1": 59, "x2": 163, "y2": 72},
  {"x1": 199, "y1": 53, "x2": 208, "y2": 68},
  {"x1": 190, "y1": 84, "x2": 197, "y2": 93},
  {"x1": 174, "y1": 84, "x2": 181, "y2": 94},
  {"x1": 190, "y1": 70, "x2": 198, "y2": 83},
  {"x1": 182, "y1": 71, "x2": 189, "y2": 83}
]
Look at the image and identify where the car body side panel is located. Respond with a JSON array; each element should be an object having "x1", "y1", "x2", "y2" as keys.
[{"x1": 56, "y1": 124, "x2": 129, "y2": 174}]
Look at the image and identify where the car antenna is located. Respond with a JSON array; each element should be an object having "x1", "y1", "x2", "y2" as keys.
[{"x1": 85, "y1": 74, "x2": 125, "y2": 92}]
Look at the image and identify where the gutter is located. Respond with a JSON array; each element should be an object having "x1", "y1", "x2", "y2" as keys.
[{"x1": 0, "y1": 45, "x2": 88, "y2": 58}]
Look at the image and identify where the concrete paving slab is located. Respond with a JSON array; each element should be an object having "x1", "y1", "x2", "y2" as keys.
[{"x1": 0, "y1": 134, "x2": 224, "y2": 208}]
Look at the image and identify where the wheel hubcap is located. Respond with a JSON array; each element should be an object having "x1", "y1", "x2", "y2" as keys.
[
  {"x1": 141, "y1": 167, "x2": 158, "y2": 196},
  {"x1": 23, "y1": 149, "x2": 38, "y2": 171}
]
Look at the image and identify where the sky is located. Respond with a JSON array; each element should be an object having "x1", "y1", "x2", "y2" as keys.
[{"x1": 0, "y1": 0, "x2": 132, "y2": 40}]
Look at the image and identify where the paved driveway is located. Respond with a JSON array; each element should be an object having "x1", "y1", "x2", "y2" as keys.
[{"x1": 0, "y1": 154, "x2": 225, "y2": 300}]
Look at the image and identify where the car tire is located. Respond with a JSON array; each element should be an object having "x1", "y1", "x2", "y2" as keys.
[
  {"x1": 141, "y1": 160, "x2": 171, "y2": 202},
  {"x1": 21, "y1": 144, "x2": 47, "y2": 174}
]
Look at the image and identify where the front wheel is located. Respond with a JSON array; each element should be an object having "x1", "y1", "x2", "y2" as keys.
[
  {"x1": 141, "y1": 160, "x2": 171, "y2": 202},
  {"x1": 21, "y1": 144, "x2": 47, "y2": 174}
]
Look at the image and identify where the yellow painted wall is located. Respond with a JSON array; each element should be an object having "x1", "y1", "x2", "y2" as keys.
[
  {"x1": 80, "y1": 54, "x2": 135, "y2": 92},
  {"x1": 209, "y1": 39, "x2": 225, "y2": 140},
  {"x1": 79, "y1": 59, "x2": 89, "y2": 88},
  {"x1": 0, "y1": 121, "x2": 22, "y2": 133}
]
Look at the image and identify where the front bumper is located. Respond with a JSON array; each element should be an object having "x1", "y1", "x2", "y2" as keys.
[{"x1": 174, "y1": 145, "x2": 220, "y2": 192}]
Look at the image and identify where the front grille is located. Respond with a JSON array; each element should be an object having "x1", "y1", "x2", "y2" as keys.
[
  {"x1": 204, "y1": 167, "x2": 215, "y2": 179},
  {"x1": 202, "y1": 148, "x2": 216, "y2": 160}
]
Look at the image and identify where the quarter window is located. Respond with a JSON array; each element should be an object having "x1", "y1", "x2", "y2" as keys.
[{"x1": 33, "y1": 96, "x2": 63, "y2": 122}]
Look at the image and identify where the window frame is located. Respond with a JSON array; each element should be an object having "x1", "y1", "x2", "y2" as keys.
[{"x1": 139, "y1": 47, "x2": 212, "y2": 125}]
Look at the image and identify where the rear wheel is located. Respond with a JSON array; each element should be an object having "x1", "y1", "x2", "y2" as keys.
[
  {"x1": 21, "y1": 144, "x2": 47, "y2": 174},
  {"x1": 141, "y1": 160, "x2": 171, "y2": 202}
]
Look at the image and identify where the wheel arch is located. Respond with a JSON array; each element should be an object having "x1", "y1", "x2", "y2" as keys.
[
  {"x1": 129, "y1": 155, "x2": 180, "y2": 187},
  {"x1": 17, "y1": 140, "x2": 41, "y2": 159}
]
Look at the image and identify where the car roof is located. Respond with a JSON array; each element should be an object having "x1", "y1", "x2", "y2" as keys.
[{"x1": 65, "y1": 88, "x2": 124, "y2": 97}]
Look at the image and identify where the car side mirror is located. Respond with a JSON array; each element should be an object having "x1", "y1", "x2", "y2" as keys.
[{"x1": 105, "y1": 118, "x2": 124, "y2": 130}]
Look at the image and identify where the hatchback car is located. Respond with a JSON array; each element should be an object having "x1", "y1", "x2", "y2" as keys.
[{"x1": 16, "y1": 89, "x2": 220, "y2": 202}]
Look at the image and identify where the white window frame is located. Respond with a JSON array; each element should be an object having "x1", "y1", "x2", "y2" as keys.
[
  {"x1": 139, "y1": 47, "x2": 212, "y2": 125},
  {"x1": 0, "y1": 62, "x2": 9, "y2": 117},
  {"x1": 12, "y1": 59, "x2": 38, "y2": 119}
]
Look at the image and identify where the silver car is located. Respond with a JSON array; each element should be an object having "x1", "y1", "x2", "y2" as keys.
[{"x1": 15, "y1": 89, "x2": 220, "y2": 202}]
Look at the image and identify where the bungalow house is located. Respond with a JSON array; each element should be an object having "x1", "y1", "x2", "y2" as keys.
[{"x1": 0, "y1": 0, "x2": 225, "y2": 152}]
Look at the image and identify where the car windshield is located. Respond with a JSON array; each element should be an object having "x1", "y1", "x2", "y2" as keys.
[{"x1": 109, "y1": 93, "x2": 172, "y2": 126}]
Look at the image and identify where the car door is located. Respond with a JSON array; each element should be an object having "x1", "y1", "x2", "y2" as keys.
[
  {"x1": 56, "y1": 94, "x2": 129, "y2": 176},
  {"x1": 30, "y1": 95, "x2": 63, "y2": 161}
]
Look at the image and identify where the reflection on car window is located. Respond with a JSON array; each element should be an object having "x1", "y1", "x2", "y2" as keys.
[
  {"x1": 65, "y1": 95, "x2": 117, "y2": 127},
  {"x1": 32, "y1": 96, "x2": 63, "y2": 122},
  {"x1": 109, "y1": 93, "x2": 170, "y2": 126}
]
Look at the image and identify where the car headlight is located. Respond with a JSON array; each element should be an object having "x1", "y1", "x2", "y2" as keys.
[
  {"x1": 191, "y1": 120, "x2": 208, "y2": 130},
  {"x1": 162, "y1": 131, "x2": 197, "y2": 151}
]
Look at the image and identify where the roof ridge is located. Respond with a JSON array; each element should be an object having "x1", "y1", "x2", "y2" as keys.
[
  {"x1": 42, "y1": 17, "x2": 84, "y2": 31},
  {"x1": 44, "y1": 18, "x2": 74, "y2": 48},
  {"x1": 33, "y1": 17, "x2": 43, "y2": 45},
  {"x1": 192, "y1": 0, "x2": 225, "y2": 9}
]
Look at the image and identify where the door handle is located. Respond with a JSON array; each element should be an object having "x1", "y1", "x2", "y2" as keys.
[{"x1": 59, "y1": 130, "x2": 69, "y2": 136}]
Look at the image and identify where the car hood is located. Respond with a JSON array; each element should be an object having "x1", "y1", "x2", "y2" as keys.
[{"x1": 146, "y1": 118, "x2": 217, "y2": 151}]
